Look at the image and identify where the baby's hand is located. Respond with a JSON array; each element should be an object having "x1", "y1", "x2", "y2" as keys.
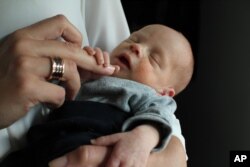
[
  {"x1": 83, "y1": 46, "x2": 120, "y2": 71},
  {"x1": 80, "y1": 46, "x2": 119, "y2": 82},
  {"x1": 91, "y1": 125, "x2": 160, "y2": 167}
]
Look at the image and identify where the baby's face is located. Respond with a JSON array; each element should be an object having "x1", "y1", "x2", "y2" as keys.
[{"x1": 110, "y1": 25, "x2": 177, "y2": 91}]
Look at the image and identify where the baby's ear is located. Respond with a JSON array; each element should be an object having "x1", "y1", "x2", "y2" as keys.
[{"x1": 159, "y1": 87, "x2": 175, "y2": 97}]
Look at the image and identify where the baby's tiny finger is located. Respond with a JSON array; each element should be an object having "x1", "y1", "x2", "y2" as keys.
[
  {"x1": 114, "y1": 65, "x2": 120, "y2": 73},
  {"x1": 83, "y1": 46, "x2": 95, "y2": 55},
  {"x1": 94, "y1": 47, "x2": 104, "y2": 65},
  {"x1": 103, "y1": 51, "x2": 110, "y2": 67}
]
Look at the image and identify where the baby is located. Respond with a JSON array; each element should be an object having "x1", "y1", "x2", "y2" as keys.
[
  {"x1": 0, "y1": 24, "x2": 194, "y2": 167},
  {"x1": 66, "y1": 24, "x2": 193, "y2": 167}
]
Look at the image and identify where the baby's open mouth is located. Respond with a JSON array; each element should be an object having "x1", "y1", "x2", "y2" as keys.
[{"x1": 118, "y1": 55, "x2": 131, "y2": 69}]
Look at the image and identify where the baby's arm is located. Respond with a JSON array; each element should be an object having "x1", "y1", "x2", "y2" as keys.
[{"x1": 91, "y1": 124, "x2": 160, "y2": 167}]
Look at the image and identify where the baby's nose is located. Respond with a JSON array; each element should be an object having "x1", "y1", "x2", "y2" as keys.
[{"x1": 130, "y1": 43, "x2": 142, "y2": 58}]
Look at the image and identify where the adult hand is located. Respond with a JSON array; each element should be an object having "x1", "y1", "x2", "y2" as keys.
[
  {"x1": 49, "y1": 136, "x2": 187, "y2": 167},
  {"x1": 89, "y1": 125, "x2": 159, "y2": 167},
  {"x1": 0, "y1": 15, "x2": 116, "y2": 129},
  {"x1": 49, "y1": 145, "x2": 112, "y2": 167}
]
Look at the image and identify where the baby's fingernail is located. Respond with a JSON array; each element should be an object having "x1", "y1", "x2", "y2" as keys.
[
  {"x1": 104, "y1": 66, "x2": 115, "y2": 72},
  {"x1": 90, "y1": 139, "x2": 95, "y2": 144}
]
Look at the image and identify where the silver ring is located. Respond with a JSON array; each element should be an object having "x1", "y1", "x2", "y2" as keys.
[{"x1": 48, "y1": 57, "x2": 65, "y2": 80}]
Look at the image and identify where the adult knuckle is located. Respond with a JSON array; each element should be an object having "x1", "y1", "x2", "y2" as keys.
[
  {"x1": 54, "y1": 15, "x2": 68, "y2": 33},
  {"x1": 11, "y1": 38, "x2": 31, "y2": 55},
  {"x1": 54, "y1": 15, "x2": 82, "y2": 45},
  {"x1": 16, "y1": 76, "x2": 33, "y2": 95},
  {"x1": 11, "y1": 58, "x2": 34, "y2": 94},
  {"x1": 55, "y1": 14, "x2": 68, "y2": 24},
  {"x1": 11, "y1": 29, "x2": 26, "y2": 39},
  {"x1": 12, "y1": 56, "x2": 30, "y2": 72}
]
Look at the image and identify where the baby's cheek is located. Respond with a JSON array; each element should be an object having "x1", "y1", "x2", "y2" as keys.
[{"x1": 132, "y1": 65, "x2": 157, "y2": 86}]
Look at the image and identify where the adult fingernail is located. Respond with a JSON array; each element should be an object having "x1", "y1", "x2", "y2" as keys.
[{"x1": 48, "y1": 156, "x2": 67, "y2": 167}]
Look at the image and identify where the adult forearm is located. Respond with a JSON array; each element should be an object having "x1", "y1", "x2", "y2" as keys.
[
  {"x1": 49, "y1": 136, "x2": 187, "y2": 167},
  {"x1": 147, "y1": 136, "x2": 187, "y2": 167}
]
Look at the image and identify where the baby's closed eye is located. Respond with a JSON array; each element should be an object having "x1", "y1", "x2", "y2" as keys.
[{"x1": 149, "y1": 54, "x2": 161, "y2": 68}]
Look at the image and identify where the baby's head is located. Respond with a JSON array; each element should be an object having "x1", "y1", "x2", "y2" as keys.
[{"x1": 110, "y1": 24, "x2": 194, "y2": 97}]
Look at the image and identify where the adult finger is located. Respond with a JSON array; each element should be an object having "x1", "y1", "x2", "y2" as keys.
[
  {"x1": 49, "y1": 145, "x2": 111, "y2": 167},
  {"x1": 22, "y1": 15, "x2": 82, "y2": 46},
  {"x1": 28, "y1": 57, "x2": 81, "y2": 100},
  {"x1": 31, "y1": 40, "x2": 116, "y2": 75},
  {"x1": 33, "y1": 80, "x2": 65, "y2": 107}
]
